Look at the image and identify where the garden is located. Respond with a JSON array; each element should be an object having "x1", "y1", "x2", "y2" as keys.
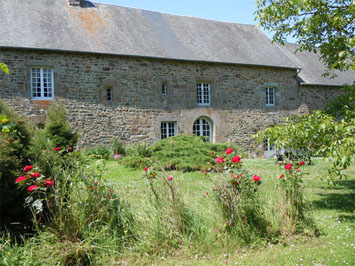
[{"x1": 0, "y1": 100, "x2": 354, "y2": 265}]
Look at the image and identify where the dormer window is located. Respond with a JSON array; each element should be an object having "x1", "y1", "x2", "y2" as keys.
[
  {"x1": 106, "y1": 87, "x2": 113, "y2": 101},
  {"x1": 197, "y1": 82, "x2": 210, "y2": 106}
]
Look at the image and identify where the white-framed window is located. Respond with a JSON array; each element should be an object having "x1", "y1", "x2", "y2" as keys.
[
  {"x1": 265, "y1": 87, "x2": 275, "y2": 106},
  {"x1": 162, "y1": 83, "x2": 167, "y2": 96},
  {"x1": 106, "y1": 88, "x2": 113, "y2": 101},
  {"x1": 264, "y1": 138, "x2": 275, "y2": 151},
  {"x1": 161, "y1": 122, "x2": 176, "y2": 139},
  {"x1": 193, "y1": 118, "x2": 212, "y2": 142},
  {"x1": 197, "y1": 82, "x2": 210, "y2": 105},
  {"x1": 31, "y1": 67, "x2": 54, "y2": 99}
]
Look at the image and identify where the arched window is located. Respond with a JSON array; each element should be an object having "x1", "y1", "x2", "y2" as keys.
[{"x1": 193, "y1": 117, "x2": 212, "y2": 142}]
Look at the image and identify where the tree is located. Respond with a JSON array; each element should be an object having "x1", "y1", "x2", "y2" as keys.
[
  {"x1": 255, "y1": 0, "x2": 355, "y2": 183},
  {"x1": 255, "y1": 0, "x2": 355, "y2": 72}
]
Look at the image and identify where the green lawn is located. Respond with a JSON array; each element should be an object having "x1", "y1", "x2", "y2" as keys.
[{"x1": 102, "y1": 158, "x2": 355, "y2": 265}]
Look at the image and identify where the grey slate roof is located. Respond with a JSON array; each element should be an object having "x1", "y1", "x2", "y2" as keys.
[
  {"x1": 0, "y1": 0, "x2": 354, "y2": 86},
  {"x1": 0, "y1": 0, "x2": 296, "y2": 69},
  {"x1": 277, "y1": 43, "x2": 355, "y2": 86}
]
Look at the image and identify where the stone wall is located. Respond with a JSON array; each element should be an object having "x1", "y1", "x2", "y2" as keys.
[{"x1": 0, "y1": 48, "x2": 341, "y2": 153}]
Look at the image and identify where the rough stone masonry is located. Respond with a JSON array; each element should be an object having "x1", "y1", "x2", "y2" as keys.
[{"x1": 0, "y1": 48, "x2": 340, "y2": 155}]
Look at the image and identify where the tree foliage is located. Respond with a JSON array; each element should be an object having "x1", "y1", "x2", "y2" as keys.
[
  {"x1": 255, "y1": 111, "x2": 355, "y2": 183},
  {"x1": 0, "y1": 63, "x2": 9, "y2": 75},
  {"x1": 255, "y1": 0, "x2": 355, "y2": 72},
  {"x1": 255, "y1": 0, "x2": 355, "y2": 182}
]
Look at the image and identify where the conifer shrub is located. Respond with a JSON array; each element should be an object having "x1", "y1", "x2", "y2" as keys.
[
  {"x1": 121, "y1": 135, "x2": 245, "y2": 172},
  {"x1": 43, "y1": 105, "x2": 79, "y2": 150}
]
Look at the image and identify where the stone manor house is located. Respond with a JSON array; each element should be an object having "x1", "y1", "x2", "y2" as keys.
[{"x1": 1, "y1": 0, "x2": 354, "y2": 156}]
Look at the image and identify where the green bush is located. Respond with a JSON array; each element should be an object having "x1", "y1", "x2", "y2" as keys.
[
  {"x1": 0, "y1": 100, "x2": 34, "y2": 232},
  {"x1": 85, "y1": 145, "x2": 111, "y2": 160},
  {"x1": 121, "y1": 135, "x2": 245, "y2": 172},
  {"x1": 111, "y1": 138, "x2": 125, "y2": 155},
  {"x1": 44, "y1": 105, "x2": 79, "y2": 150}
]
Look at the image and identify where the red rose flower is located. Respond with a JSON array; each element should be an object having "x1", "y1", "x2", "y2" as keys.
[
  {"x1": 225, "y1": 148, "x2": 234, "y2": 155},
  {"x1": 55, "y1": 147, "x2": 61, "y2": 152},
  {"x1": 231, "y1": 155, "x2": 241, "y2": 163},
  {"x1": 253, "y1": 175, "x2": 261, "y2": 182},
  {"x1": 215, "y1": 157, "x2": 225, "y2": 163},
  {"x1": 167, "y1": 176, "x2": 173, "y2": 181},
  {"x1": 27, "y1": 185, "x2": 38, "y2": 192},
  {"x1": 279, "y1": 175, "x2": 284, "y2": 179},
  {"x1": 299, "y1": 161, "x2": 305, "y2": 166},
  {"x1": 67, "y1": 147, "x2": 73, "y2": 152},
  {"x1": 285, "y1": 163, "x2": 292, "y2": 170},
  {"x1": 15, "y1": 176, "x2": 27, "y2": 183},
  {"x1": 43, "y1": 180, "x2": 53, "y2": 186},
  {"x1": 144, "y1": 167, "x2": 148, "y2": 172},
  {"x1": 30, "y1": 172, "x2": 40, "y2": 178},
  {"x1": 24, "y1": 165, "x2": 33, "y2": 172}
]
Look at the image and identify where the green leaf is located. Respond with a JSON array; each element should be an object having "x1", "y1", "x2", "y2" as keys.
[{"x1": 0, "y1": 63, "x2": 9, "y2": 75}]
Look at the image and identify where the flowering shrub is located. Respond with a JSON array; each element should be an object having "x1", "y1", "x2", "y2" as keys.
[
  {"x1": 15, "y1": 165, "x2": 54, "y2": 219},
  {"x1": 210, "y1": 149, "x2": 269, "y2": 242},
  {"x1": 278, "y1": 160, "x2": 306, "y2": 222}
]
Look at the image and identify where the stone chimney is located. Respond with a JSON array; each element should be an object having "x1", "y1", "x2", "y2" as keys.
[{"x1": 68, "y1": 0, "x2": 82, "y2": 6}]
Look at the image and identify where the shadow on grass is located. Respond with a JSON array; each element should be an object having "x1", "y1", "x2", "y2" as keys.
[{"x1": 312, "y1": 179, "x2": 355, "y2": 214}]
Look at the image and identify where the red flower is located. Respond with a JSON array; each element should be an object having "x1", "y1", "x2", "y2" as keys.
[
  {"x1": 43, "y1": 180, "x2": 53, "y2": 186},
  {"x1": 24, "y1": 165, "x2": 33, "y2": 172},
  {"x1": 231, "y1": 156, "x2": 241, "y2": 163},
  {"x1": 299, "y1": 161, "x2": 305, "y2": 166},
  {"x1": 279, "y1": 175, "x2": 284, "y2": 179},
  {"x1": 215, "y1": 157, "x2": 225, "y2": 163},
  {"x1": 225, "y1": 148, "x2": 234, "y2": 154},
  {"x1": 253, "y1": 175, "x2": 261, "y2": 182},
  {"x1": 67, "y1": 147, "x2": 73, "y2": 152},
  {"x1": 279, "y1": 161, "x2": 283, "y2": 165},
  {"x1": 285, "y1": 163, "x2": 292, "y2": 170},
  {"x1": 237, "y1": 174, "x2": 242, "y2": 179},
  {"x1": 30, "y1": 172, "x2": 40, "y2": 178},
  {"x1": 55, "y1": 147, "x2": 61, "y2": 152},
  {"x1": 144, "y1": 167, "x2": 148, "y2": 172},
  {"x1": 27, "y1": 185, "x2": 38, "y2": 192},
  {"x1": 167, "y1": 176, "x2": 173, "y2": 181},
  {"x1": 205, "y1": 191, "x2": 209, "y2": 195},
  {"x1": 230, "y1": 173, "x2": 235, "y2": 179},
  {"x1": 15, "y1": 176, "x2": 26, "y2": 183}
]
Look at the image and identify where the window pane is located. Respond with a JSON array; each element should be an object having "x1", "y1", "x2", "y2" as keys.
[
  {"x1": 161, "y1": 122, "x2": 167, "y2": 139},
  {"x1": 193, "y1": 120, "x2": 200, "y2": 136},
  {"x1": 162, "y1": 83, "x2": 167, "y2": 96},
  {"x1": 107, "y1": 88, "x2": 113, "y2": 101},
  {"x1": 31, "y1": 68, "x2": 53, "y2": 98},
  {"x1": 31, "y1": 68, "x2": 41, "y2": 97},
  {"x1": 197, "y1": 83, "x2": 202, "y2": 104}
]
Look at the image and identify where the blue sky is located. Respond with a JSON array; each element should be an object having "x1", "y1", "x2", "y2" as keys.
[{"x1": 94, "y1": 0, "x2": 290, "y2": 41}]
